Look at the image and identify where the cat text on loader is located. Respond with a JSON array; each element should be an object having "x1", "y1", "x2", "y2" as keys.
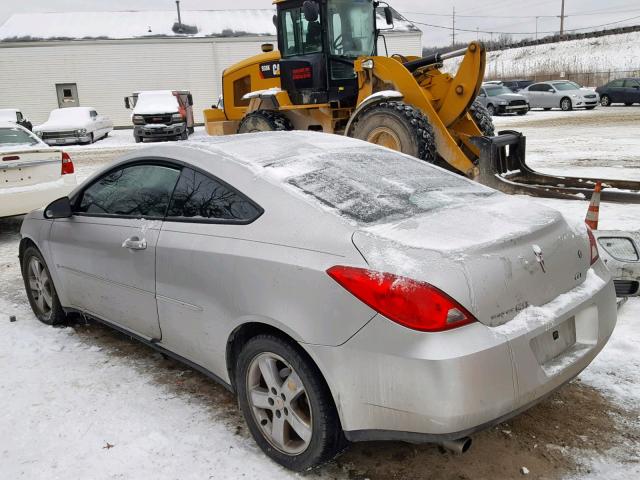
[{"x1": 204, "y1": 0, "x2": 640, "y2": 203}]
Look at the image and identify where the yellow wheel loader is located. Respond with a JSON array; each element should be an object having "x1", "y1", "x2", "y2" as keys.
[{"x1": 204, "y1": 0, "x2": 640, "y2": 203}]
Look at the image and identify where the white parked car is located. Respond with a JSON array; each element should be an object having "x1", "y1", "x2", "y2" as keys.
[
  {"x1": 34, "y1": 107, "x2": 113, "y2": 145},
  {"x1": 0, "y1": 122, "x2": 77, "y2": 218},
  {"x1": 520, "y1": 81, "x2": 599, "y2": 111}
]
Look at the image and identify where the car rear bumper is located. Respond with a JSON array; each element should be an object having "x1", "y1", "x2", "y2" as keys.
[
  {"x1": 306, "y1": 264, "x2": 616, "y2": 441},
  {"x1": 135, "y1": 122, "x2": 186, "y2": 139},
  {"x1": 0, "y1": 174, "x2": 77, "y2": 217}
]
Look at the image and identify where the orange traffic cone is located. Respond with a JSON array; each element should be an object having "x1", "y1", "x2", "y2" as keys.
[{"x1": 585, "y1": 182, "x2": 602, "y2": 230}]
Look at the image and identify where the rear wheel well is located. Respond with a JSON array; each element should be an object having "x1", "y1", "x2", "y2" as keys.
[
  {"x1": 226, "y1": 323, "x2": 331, "y2": 397},
  {"x1": 19, "y1": 238, "x2": 37, "y2": 263}
]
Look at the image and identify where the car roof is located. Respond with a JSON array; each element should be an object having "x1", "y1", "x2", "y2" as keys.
[
  {"x1": 0, "y1": 108, "x2": 19, "y2": 113},
  {"x1": 0, "y1": 121, "x2": 28, "y2": 129}
]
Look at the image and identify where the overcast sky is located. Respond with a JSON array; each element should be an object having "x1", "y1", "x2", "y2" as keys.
[{"x1": 1, "y1": 0, "x2": 639, "y2": 47}]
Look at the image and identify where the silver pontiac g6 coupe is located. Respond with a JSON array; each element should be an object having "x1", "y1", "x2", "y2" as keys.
[{"x1": 19, "y1": 131, "x2": 616, "y2": 471}]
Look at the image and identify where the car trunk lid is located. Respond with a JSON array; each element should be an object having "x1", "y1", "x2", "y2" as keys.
[
  {"x1": 0, "y1": 148, "x2": 63, "y2": 189},
  {"x1": 352, "y1": 196, "x2": 591, "y2": 327}
]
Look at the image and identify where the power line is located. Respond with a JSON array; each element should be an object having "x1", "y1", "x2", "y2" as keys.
[
  {"x1": 408, "y1": 13, "x2": 640, "y2": 36},
  {"x1": 401, "y1": 7, "x2": 640, "y2": 20}
]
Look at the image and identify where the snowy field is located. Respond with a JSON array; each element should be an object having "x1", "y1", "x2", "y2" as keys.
[{"x1": 1, "y1": 108, "x2": 639, "y2": 479}]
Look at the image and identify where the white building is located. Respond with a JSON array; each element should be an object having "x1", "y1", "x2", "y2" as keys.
[{"x1": 0, "y1": 9, "x2": 422, "y2": 127}]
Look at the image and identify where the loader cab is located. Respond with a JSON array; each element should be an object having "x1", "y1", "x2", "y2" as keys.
[{"x1": 276, "y1": 0, "x2": 378, "y2": 107}]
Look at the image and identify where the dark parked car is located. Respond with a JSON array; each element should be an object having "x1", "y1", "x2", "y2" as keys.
[
  {"x1": 596, "y1": 78, "x2": 640, "y2": 106},
  {"x1": 501, "y1": 79, "x2": 534, "y2": 93}
]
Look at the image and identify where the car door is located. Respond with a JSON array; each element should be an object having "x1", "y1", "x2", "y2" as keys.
[
  {"x1": 49, "y1": 161, "x2": 182, "y2": 339},
  {"x1": 607, "y1": 79, "x2": 625, "y2": 103},
  {"x1": 539, "y1": 84, "x2": 555, "y2": 108},
  {"x1": 623, "y1": 79, "x2": 640, "y2": 103},
  {"x1": 524, "y1": 84, "x2": 541, "y2": 107},
  {"x1": 155, "y1": 166, "x2": 264, "y2": 374}
]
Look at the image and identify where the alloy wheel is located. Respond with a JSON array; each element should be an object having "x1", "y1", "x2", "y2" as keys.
[
  {"x1": 27, "y1": 256, "x2": 53, "y2": 317},
  {"x1": 246, "y1": 352, "x2": 313, "y2": 455}
]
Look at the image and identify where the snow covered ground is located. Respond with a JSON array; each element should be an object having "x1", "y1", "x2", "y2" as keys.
[{"x1": 1, "y1": 107, "x2": 639, "y2": 479}]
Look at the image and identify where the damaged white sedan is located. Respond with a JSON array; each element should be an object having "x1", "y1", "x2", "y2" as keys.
[{"x1": 19, "y1": 131, "x2": 616, "y2": 471}]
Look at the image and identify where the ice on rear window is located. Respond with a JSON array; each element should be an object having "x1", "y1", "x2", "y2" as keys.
[{"x1": 272, "y1": 148, "x2": 494, "y2": 224}]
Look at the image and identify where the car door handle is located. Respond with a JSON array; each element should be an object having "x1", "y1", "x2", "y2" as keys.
[{"x1": 122, "y1": 236, "x2": 147, "y2": 250}]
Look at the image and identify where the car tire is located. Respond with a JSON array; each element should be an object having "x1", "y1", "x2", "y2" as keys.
[
  {"x1": 485, "y1": 104, "x2": 496, "y2": 116},
  {"x1": 188, "y1": 126, "x2": 195, "y2": 135},
  {"x1": 543, "y1": 108, "x2": 552, "y2": 111},
  {"x1": 134, "y1": 135, "x2": 142, "y2": 143},
  {"x1": 625, "y1": 102, "x2": 633, "y2": 107},
  {"x1": 586, "y1": 106, "x2": 596, "y2": 110},
  {"x1": 84, "y1": 133, "x2": 94, "y2": 145},
  {"x1": 469, "y1": 100, "x2": 496, "y2": 136},
  {"x1": 21, "y1": 246, "x2": 67, "y2": 326},
  {"x1": 517, "y1": 110, "x2": 528, "y2": 116},
  {"x1": 600, "y1": 95, "x2": 611, "y2": 107},
  {"x1": 350, "y1": 101, "x2": 437, "y2": 162},
  {"x1": 560, "y1": 97, "x2": 573, "y2": 111},
  {"x1": 180, "y1": 130, "x2": 189, "y2": 140},
  {"x1": 235, "y1": 335, "x2": 346, "y2": 472},
  {"x1": 238, "y1": 110, "x2": 293, "y2": 133}
]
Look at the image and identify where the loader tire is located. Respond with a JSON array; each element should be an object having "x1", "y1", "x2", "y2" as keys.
[
  {"x1": 469, "y1": 100, "x2": 495, "y2": 137},
  {"x1": 350, "y1": 101, "x2": 436, "y2": 163},
  {"x1": 238, "y1": 110, "x2": 293, "y2": 133}
]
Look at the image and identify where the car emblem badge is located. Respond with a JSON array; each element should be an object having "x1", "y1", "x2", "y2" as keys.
[{"x1": 532, "y1": 245, "x2": 546, "y2": 273}]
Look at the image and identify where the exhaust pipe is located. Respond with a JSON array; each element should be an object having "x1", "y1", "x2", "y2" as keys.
[{"x1": 439, "y1": 437, "x2": 472, "y2": 454}]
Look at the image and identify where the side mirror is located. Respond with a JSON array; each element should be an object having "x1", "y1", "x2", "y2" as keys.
[
  {"x1": 479, "y1": 92, "x2": 486, "y2": 97},
  {"x1": 187, "y1": 94, "x2": 194, "y2": 106},
  {"x1": 302, "y1": 1, "x2": 319, "y2": 23},
  {"x1": 124, "y1": 97, "x2": 131, "y2": 109},
  {"x1": 384, "y1": 6, "x2": 394, "y2": 26},
  {"x1": 272, "y1": 14, "x2": 278, "y2": 28},
  {"x1": 44, "y1": 197, "x2": 72, "y2": 219}
]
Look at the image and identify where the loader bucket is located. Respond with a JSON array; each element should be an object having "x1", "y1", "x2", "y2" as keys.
[{"x1": 472, "y1": 131, "x2": 640, "y2": 204}]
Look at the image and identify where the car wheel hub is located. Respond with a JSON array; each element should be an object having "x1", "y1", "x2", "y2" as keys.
[
  {"x1": 246, "y1": 352, "x2": 312, "y2": 456},
  {"x1": 27, "y1": 257, "x2": 52, "y2": 316}
]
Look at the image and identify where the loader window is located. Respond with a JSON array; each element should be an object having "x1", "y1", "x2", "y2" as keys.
[
  {"x1": 327, "y1": 0, "x2": 375, "y2": 58},
  {"x1": 280, "y1": 8, "x2": 323, "y2": 57},
  {"x1": 233, "y1": 76, "x2": 252, "y2": 107}
]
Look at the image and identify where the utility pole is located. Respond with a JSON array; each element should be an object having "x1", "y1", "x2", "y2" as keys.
[
  {"x1": 452, "y1": 6, "x2": 456, "y2": 46},
  {"x1": 476, "y1": 26, "x2": 479, "y2": 42},
  {"x1": 559, "y1": 0, "x2": 566, "y2": 38},
  {"x1": 535, "y1": 16, "x2": 540, "y2": 41}
]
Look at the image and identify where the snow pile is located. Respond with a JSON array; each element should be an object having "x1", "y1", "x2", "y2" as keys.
[
  {"x1": 485, "y1": 31, "x2": 640, "y2": 79},
  {"x1": 0, "y1": 296, "x2": 301, "y2": 480},
  {"x1": 133, "y1": 91, "x2": 179, "y2": 115}
]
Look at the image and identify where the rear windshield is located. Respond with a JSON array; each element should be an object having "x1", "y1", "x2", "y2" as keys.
[
  {"x1": 277, "y1": 147, "x2": 496, "y2": 224},
  {"x1": 0, "y1": 127, "x2": 39, "y2": 146}
]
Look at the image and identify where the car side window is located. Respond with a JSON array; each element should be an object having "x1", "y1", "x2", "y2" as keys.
[
  {"x1": 623, "y1": 79, "x2": 639, "y2": 88},
  {"x1": 609, "y1": 79, "x2": 624, "y2": 87},
  {"x1": 167, "y1": 168, "x2": 262, "y2": 223},
  {"x1": 16, "y1": 112, "x2": 23, "y2": 122},
  {"x1": 90, "y1": 110, "x2": 98, "y2": 118},
  {"x1": 77, "y1": 164, "x2": 181, "y2": 217},
  {"x1": 529, "y1": 84, "x2": 543, "y2": 92}
]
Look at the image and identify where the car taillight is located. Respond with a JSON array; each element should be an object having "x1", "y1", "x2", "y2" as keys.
[
  {"x1": 61, "y1": 151, "x2": 74, "y2": 175},
  {"x1": 327, "y1": 266, "x2": 477, "y2": 332},
  {"x1": 587, "y1": 228, "x2": 599, "y2": 265}
]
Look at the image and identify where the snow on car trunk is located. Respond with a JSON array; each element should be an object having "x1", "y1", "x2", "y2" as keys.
[
  {"x1": 353, "y1": 195, "x2": 592, "y2": 326},
  {"x1": 36, "y1": 108, "x2": 91, "y2": 131}
]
